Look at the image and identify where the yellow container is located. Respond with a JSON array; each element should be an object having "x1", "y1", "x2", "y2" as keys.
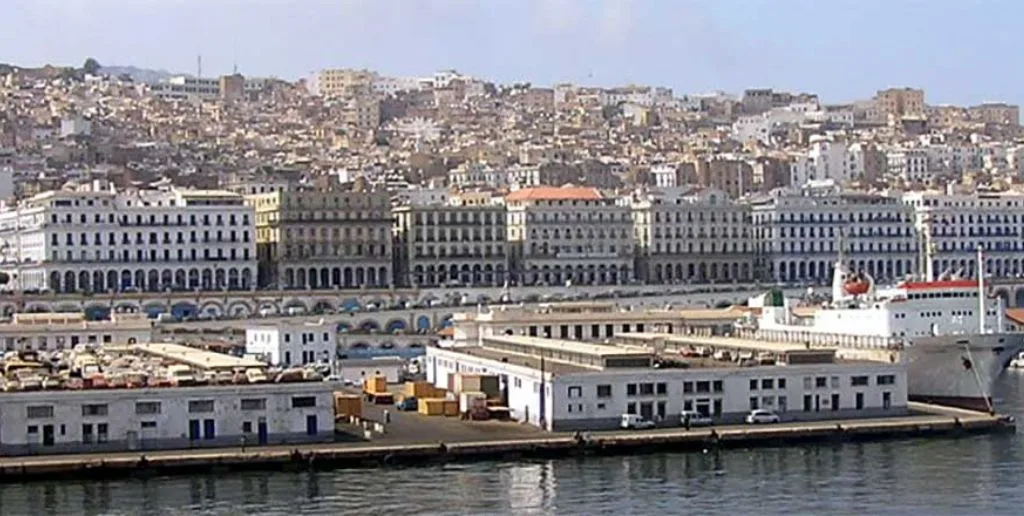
[
  {"x1": 418, "y1": 398, "x2": 445, "y2": 416},
  {"x1": 404, "y1": 380, "x2": 435, "y2": 398},
  {"x1": 442, "y1": 400, "x2": 459, "y2": 417},
  {"x1": 365, "y1": 376, "x2": 387, "y2": 394},
  {"x1": 333, "y1": 393, "x2": 362, "y2": 418}
]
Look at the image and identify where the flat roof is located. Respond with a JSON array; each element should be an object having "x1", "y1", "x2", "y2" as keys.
[
  {"x1": 131, "y1": 343, "x2": 265, "y2": 370},
  {"x1": 619, "y1": 333, "x2": 837, "y2": 354},
  {"x1": 482, "y1": 335, "x2": 652, "y2": 359},
  {"x1": 445, "y1": 346, "x2": 592, "y2": 375}
]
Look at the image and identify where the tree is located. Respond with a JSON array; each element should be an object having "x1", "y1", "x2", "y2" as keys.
[{"x1": 82, "y1": 57, "x2": 101, "y2": 75}]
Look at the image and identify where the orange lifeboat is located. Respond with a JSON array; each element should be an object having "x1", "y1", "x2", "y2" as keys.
[{"x1": 844, "y1": 276, "x2": 871, "y2": 296}]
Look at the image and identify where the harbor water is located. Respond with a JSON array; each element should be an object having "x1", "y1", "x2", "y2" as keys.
[{"x1": 4, "y1": 375, "x2": 1024, "y2": 515}]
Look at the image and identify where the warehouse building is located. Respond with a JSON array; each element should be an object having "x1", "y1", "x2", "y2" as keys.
[{"x1": 426, "y1": 334, "x2": 908, "y2": 431}]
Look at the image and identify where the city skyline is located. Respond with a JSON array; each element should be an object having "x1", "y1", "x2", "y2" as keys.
[{"x1": 4, "y1": 0, "x2": 1024, "y2": 106}]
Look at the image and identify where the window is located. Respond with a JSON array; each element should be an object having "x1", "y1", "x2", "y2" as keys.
[
  {"x1": 188, "y1": 400, "x2": 215, "y2": 413},
  {"x1": 243, "y1": 421, "x2": 253, "y2": 433},
  {"x1": 778, "y1": 396, "x2": 788, "y2": 412},
  {"x1": 626, "y1": 402, "x2": 637, "y2": 414},
  {"x1": 596, "y1": 403, "x2": 606, "y2": 411},
  {"x1": 803, "y1": 377, "x2": 813, "y2": 390},
  {"x1": 136, "y1": 402, "x2": 161, "y2": 415},
  {"x1": 82, "y1": 424, "x2": 93, "y2": 443},
  {"x1": 141, "y1": 421, "x2": 157, "y2": 429},
  {"x1": 639, "y1": 383, "x2": 654, "y2": 396},
  {"x1": 777, "y1": 378, "x2": 787, "y2": 389},
  {"x1": 656, "y1": 383, "x2": 667, "y2": 395},
  {"x1": 712, "y1": 380, "x2": 723, "y2": 393},
  {"x1": 241, "y1": 398, "x2": 267, "y2": 410},
  {"x1": 97, "y1": 423, "x2": 109, "y2": 443},
  {"x1": 596, "y1": 385, "x2": 612, "y2": 398},
  {"x1": 26, "y1": 406, "x2": 54, "y2": 419},
  {"x1": 877, "y1": 375, "x2": 896, "y2": 385},
  {"x1": 761, "y1": 379, "x2": 774, "y2": 390},
  {"x1": 81, "y1": 404, "x2": 108, "y2": 417},
  {"x1": 683, "y1": 381, "x2": 694, "y2": 394},
  {"x1": 830, "y1": 376, "x2": 840, "y2": 389},
  {"x1": 749, "y1": 379, "x2": 758, "y2": 391},
  {"x1": 567, "y1": 386, "x2": 582, "y2": 398},
  {"x1": 815, "y1": 377, "x2": 827, "y2": 388},
  {"x1": 696, "y1": 381, "x2": 711, "y2": 393},
  {"x1": 292, "y1": 396, "x2": 316, "y2": 408},
  {"x1": 749, "y1": 397, "x2": 759, "y2": 410},
  {"x1": 626, "y1": 383, "x2": 637, "y2": 396},
  {"x1": 851, "y1": 376, "x2": 869, "y2": 387}
]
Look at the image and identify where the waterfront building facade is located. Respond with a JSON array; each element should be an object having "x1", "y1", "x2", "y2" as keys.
[
  {"x1": 0, "y1": 382, "x2": 334, "y2": 455},
  {"x1": 630, "y1": 187, "x2": 754, "y2": 284},
  {"x1": 0, "y1": 312, "x2": 154, "y2": 351},
  {"x1": 247, "y1": 189, "x2": 393, "y2": 289},
  {"x1": 392, "y1": 201, "x2": 508, "y2": 287},
  {"x1": 0, "y1": 188, "x2": 256, "y2": 293},
  {"x1": 245, "y1": 321, "x2": 335, "y2": 367},
  {"x1": 506, "y1": 187, "x2": 634, "y2": 286}
]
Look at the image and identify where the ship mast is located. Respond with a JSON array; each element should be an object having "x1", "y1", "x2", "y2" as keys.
[{"x1": 977, "y1": 245, "x2": 986, "y2": 334}]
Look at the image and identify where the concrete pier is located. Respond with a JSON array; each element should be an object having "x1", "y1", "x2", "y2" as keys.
[{"x1": 0, "y1": 403, "x2": 1012, "y2": 483}]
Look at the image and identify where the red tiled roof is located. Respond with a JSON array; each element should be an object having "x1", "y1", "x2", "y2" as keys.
[
  {"x1": 505, "y1": 187, "x2": 602, "y2": 202},
  {"x1": 899, "y1": 280, "x2": 982, "y2": 290}
]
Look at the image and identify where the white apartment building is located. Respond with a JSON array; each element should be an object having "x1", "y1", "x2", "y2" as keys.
[
  {"x1": 885, "y1": 148, "x2": 930, "y2": 181},
  {"x1": 903, "y1": 191, "x2": 1024, "y2": 281},
  {"x1": 505, "y1": 164, "x2": 541, "y2": 189},
  {"x1": 0, "y1": 382, "x2": 334, "y2": 455},
  {"x1": 789, "y1": 136, "x2": 863, "y2": 185},
  {"x1": 372, "y1": 75, "x2": 427, "y2": 96},
  {"x1": 245, "y1": 321, "x2": 335, "y2": 367},
  {"x1": 148, "y1": 76, "x2": 220, "y2": 101},
  {"x1": 630, "y1": 187, "x2": 754, "y2": 284},
  {"x1": 447, "y1": 163, "x2": 504, "y2": 188},
  {"x1": 750, "y1": 184, "x2": 918, "y2": 283},
  {"x1": 393, "y1": 203, "x2": 508, "y2": 287},
  {"x1": 506, "y1": 187, "x2": 634, "y2": 286},
  {"x1": 0, "y1": 187, "x2": 256, "y2": 293},
  {"x1": 650, "y1": 164, "x2": 680, "y2": 189}
]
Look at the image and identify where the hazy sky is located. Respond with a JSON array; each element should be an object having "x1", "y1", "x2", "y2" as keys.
[{"x1": 3, "y1": 0, "x2": 1022, "y2": 106}]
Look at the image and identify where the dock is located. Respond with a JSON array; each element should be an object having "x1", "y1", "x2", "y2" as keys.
[{"x1": 0, "y1": 402, "x2": 1012, "y2": 483}]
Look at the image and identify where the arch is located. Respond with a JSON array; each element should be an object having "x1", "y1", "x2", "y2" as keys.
[
  {"x1": 284, "y1": 268, "x2": 295, "y2": 288},
  {"x1": 142, "y1": 302, "x2": 167, "y2": 319},
  {"x1": 358, "y1": 319, "x2": 381, "y2": 332},
  {"x1": 378, "y1": 267, "x2": 389, "y2": 287},
  {"x1": 308, "y1": 267, "x2": 319, "y2": 289},
  {"x1": 343, "y1": 267, "x2": 354, "y2": 288},
  {"x1": 78, "y1": 271, "x2": 90, "y2": 293},
  {"x1": 241, "y1": 268, "x2": 253, "y2": 289},
  {"x1": 336, "y1": 322, "x2": 352, "y2": 333},
  {"x1": 106, "y1": 271, "x2": 118, "y2": 292},
  {"x1": 171, "y1": 302, "x2": 199, "y2": 320},
  {"x1": 994, "y1": 289, "x2": 1010, "y2": 308},
  {"x1": 174, "y1": 269, "x2": 186, "y2": 288},
  {"x1": 416, "y1": 315, "x2": 432, "y2": 331},
  {"x1": 215, "y1": 269, "x2": 226, "y2": 289},
  {"x1": 1015, "y1": 289, "x2": 1024, "y2": 309},
  {"x1": 312, "y1": 300, "x2": 336, "y2": 314},
  {"x1": 0, "y1": 304, "x2": 16, "y2": 317},
  {"x1": 133, "y1": 270, "x2": 144, "y2": 290},
  {"x1": 228, "y1": 268, "x2": 241, "y2": 290},
  {"x1": 84, "y1": 304, "x2": 111, "y2": 321},
  {"x1": 341, "y1": 298, "x2": 361, "y2": 312},
  {"x1": 199, "y1": 300, "x2": 224, "y2": 317},
  {"x1": 48, "y1": 271, "x2": 61, "y2": 292},
  {"x1": 147, "y1": 270, "x2": 160, "y2": 292},
  {"x1": 283, "y1": 298, "x2": 308, "y2": 314},
  {"x1": 368, "y1": 267, "x2": 378, "y2": 287},
  {"x1": 188, "y1": 269, "x2": 200, "y2": 289},
  {"x1": 54, "y1": 303, "x2": 81, "y2": 313},
  {"x1": 64, "y1": 271, "x2": 77, "y2": 293},
  {"x1": 256, "y1": 301, "x2": 280, "y2": 317},
  {"x1": 226, "y1": 301, "x2": 252, "y2": 318},
  {"x1": 356, "y1": 268, "x2": 366, "y2": 285},
  {"x1": 161, "y1": 269, "x2": 173, "y2": 290},
  {"x1": 385, "y1": 319, "x2": 407, "y2": 333},
  {"x1": 92, "y1": 270, "x2": 104, "y2": 293},
  {"x1": 350, "y1": 342, "x2": 370, "y2": 350}
]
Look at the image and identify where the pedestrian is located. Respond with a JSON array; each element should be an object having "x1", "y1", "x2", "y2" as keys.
[
  {"x1": 384, "y1": 409, "x2": 391, "y2": 424},
  {"x1": 684, "y1": 414, "x2": 691, "y2": 431}
]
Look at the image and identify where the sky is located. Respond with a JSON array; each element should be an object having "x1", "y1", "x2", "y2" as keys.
[{"x1": 2, "y1": 0, "x2": 1022, "y2": 106}]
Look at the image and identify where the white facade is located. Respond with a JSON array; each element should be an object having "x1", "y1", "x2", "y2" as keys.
[
  {"x1": 650, "y1": 164, "x2": 679, "y2": 189},
  {"x1": 885, "y1": 148, "x2": 930, "y2": 181},
  {"x1": 789, "y1": 136, "x2": 862, "y2": 185},
  {"x1": 372, "y1": 75, "x2": 426, "y2": 95},
  {"x1": 506, "y1": 187, "x2": 635, "y2": 286},
  {"x1": 427, "y1": 346, "x2": 907, "y2": 431},
  {"x1": 751, "y1": 186, "x2": 918, "y2": 283},
  {"x1": 0, "y1": 382, "x2": 335, "y2": 455},
  {"x1": 0, "y1": 187, "x2": 256, "y2": 293},
  {"x1": 149, "y1": 76, "x2": 220, "y2": 101},
  {"x1": 246, "y1": 321, "x2": 336, "y2": 367}
]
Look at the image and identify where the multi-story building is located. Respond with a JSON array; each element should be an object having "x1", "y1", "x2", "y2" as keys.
[
  {"x1": 0, "y1": 187, "x2": 256, "y2": 293},
  {"x1": 967, "y1": 102, "x2": 1020, "y2": 126},
  {"x1": 789, "y1": 136, "x2": 862, "y2": 185},
  {"x1": 630, "y1": 187, "x2": 754, "y2": 284},
  {"x1": 392, "y1": 199, "x2": 508, "y2": 287},
  {"x1": 506, "y1": 187, "x2": 634, "y2": 286},
  {"x1": 903, "y1": 190, "x2": 1024, "y2": 280},
  {"x1": 247, "y1": 189, "x2": 392, "y2": 289},
  {"x1": 874, "y1": 87, "x2": 925, "y2": 119},
  {"x1": 314, "y1": 68, "x2": 376, "y2": 97},
  {"x1": 750, "y1": 184, "x2": 918, "y2": 283},
  {"x1": 245, "y1": 320, "x2": 335, "y2": 367}
]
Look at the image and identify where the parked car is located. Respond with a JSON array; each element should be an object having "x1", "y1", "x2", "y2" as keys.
[
  {"x1": 620, "y1": 414, "x2": 656, "y2": 430},
  {"x1": 745, "y1": 409, "x2": 780, "y2": 424},
  {"x1": 680, "y1": 410, "x2": 713, "y2": 427},
  {"x1": 395, "y1": 397, "x2": 418, "y2": 411}
]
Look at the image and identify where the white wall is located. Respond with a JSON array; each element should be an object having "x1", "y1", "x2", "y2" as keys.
[{"x1": 246, "y1": 322, "x2": 335, "y2": 367}]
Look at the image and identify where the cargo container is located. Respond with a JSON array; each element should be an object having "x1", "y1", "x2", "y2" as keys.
[
  {"x1": 418, "y1": 398, "x2": 446, "y2": 416},
  {"x1": 443, "y1": 399, "x2": 459, "y2": 416},
  {"x1": 333, "y1": 393, "x2": 363, "y2": 419},
  {"x1": 403, "y1": 380, "x2": 436, "y2": 398},
  {"x1": 364, "y1": 375, "x2": 388, "y2": 394},
  {"x1": 453, "y1": 374, "x2": 501, "y2": 399},
  {"x1": 459, "y1": 391, "x2": 488, "y2": 414}
]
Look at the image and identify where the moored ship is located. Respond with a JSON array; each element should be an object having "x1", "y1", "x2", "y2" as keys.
[{"x1": 743, "y1": 249, "x2": 1023, "y2": 412}]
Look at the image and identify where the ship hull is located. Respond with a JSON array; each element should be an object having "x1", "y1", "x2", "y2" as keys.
[{"x1": 902, "y1": 333, "x2": 1024, "y2": 412}]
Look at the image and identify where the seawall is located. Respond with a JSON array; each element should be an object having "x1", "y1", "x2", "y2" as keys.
[{"x1": 0, "y1": 410, "x2": 1013, "y2": 483}]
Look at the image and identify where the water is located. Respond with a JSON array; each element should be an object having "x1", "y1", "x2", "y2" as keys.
[{"x1": 5, "y1": 375, "x2": 1024, "y2": 516}]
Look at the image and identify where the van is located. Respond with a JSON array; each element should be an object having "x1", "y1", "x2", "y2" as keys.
[
  {"x1": 680, "y1": 410, "x2": 713, "y2": 427},
  {"x1": 620, "y1": 414, "x2": 656, "y2": 430}
]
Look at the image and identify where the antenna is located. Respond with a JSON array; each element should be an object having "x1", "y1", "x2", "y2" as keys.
[
  {"x1": 232, "y1": 62, "x2": 238, "y2": 75},
  {"x1": 197, "y1": 55, "x2": 202, "y2": 78}
]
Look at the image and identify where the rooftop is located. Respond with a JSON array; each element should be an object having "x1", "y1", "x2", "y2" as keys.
[
  {"x1": 130, "y1": 342, "x2": 265, "y2": 371},
  {"x1": 505, "y1": 186, "x2": 602, "y2": 202}
]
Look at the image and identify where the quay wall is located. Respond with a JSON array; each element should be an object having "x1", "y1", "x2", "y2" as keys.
[{"x1": 0, "y1": 413, "x2": 1013, "y2": 483}]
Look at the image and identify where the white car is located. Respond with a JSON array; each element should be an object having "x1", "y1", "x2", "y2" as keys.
[
  {"x1": 745, "y1": 409, "x2": 780, "y2": 424},
  {"x1": 680, "y1": 410, "x2": 713, "y2": 427},
  {"x1": 621, "y1": 414, "x2": 656, "y2": 430}
]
